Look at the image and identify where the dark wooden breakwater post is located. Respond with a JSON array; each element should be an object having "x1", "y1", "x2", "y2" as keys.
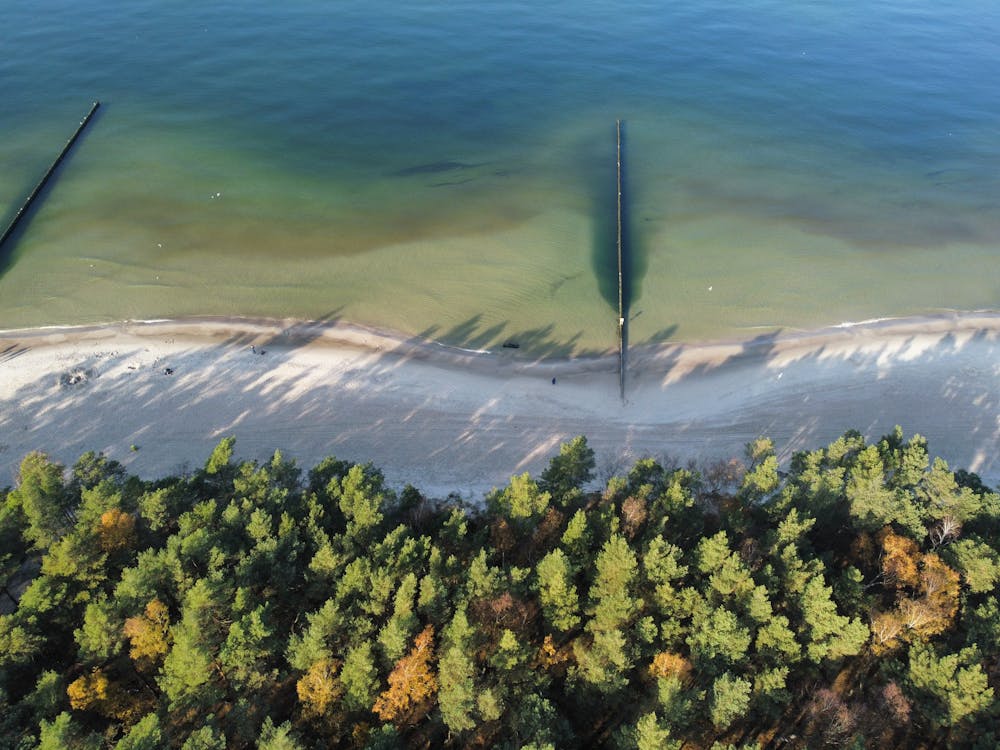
[
  {"x1": 616, "y1": 119, "x2": 626, "y2": 402},
  {"x1": 0, "y1": 101, "x2": 102, "y2": 251}
]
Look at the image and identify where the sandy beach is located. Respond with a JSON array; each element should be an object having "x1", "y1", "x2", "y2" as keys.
[{"x1": 1, "y1": 314, "x2": 998, "y2": 499}]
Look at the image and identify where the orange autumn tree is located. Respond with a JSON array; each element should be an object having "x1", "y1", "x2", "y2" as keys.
[
  {"x1": 906, "y1": 553, "x2": 960, "y2": 638},
  {"x1": 373, "y1": 624, "x2": 438, "y2": 726},
  {"x1": 869, "y1": 530, "x2": 961, "y2": 653},
  {"x1": 649, "y1": 651, "x2": 693, "y2": 684},
  {"x1": 878, "y1": 530, "x2": 920, "y2": 589}
]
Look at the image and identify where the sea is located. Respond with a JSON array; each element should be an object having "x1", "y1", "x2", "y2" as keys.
[{"x1": 2, "y1": 0, "x2": 999, "y2": 355}]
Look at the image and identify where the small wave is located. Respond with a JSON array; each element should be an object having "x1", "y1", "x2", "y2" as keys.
[
  {"x1": 832, "y1": 317, "x2": 901, "y2": 329},
  {"x1": 432, "y1": 341, "x2": 492, "y2": 355}
]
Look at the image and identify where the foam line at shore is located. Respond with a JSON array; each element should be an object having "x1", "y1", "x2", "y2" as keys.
[
  {"x1": 4, "y1": 309, "x2": 1000, "y2": 366},
  {"x1": 0, "y1": 310, "x2": 1000, "y2": 352}
]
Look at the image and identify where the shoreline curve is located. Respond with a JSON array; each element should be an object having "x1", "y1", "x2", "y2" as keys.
[
  {"x1": 1, "y1": 311, "x2": 998, "y2": 498},
  {"x1": 3, "y1": 308, "x2": 1000, "y2": 370}
]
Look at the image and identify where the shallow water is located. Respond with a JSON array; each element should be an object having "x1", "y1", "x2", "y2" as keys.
[{"x1": 2, "y1": 0, "x2": 999, "y2": 353}]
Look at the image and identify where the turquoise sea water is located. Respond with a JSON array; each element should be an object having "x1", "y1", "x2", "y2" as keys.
[{"x1": 2, "y1": 0, "x2": 999, "y2": 353}]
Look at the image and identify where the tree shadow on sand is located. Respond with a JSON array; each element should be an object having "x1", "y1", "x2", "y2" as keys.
[
  {"x1": 3, "y1": 314, "x2": 998, "y2": 503},
  {"x1": 414, "y1": 314, "x2": 612, "y2": 363}
]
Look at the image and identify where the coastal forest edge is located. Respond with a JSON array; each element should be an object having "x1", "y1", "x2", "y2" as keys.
[{"x1": 2, "y1": 429, "x2": 999, "y2": 748}]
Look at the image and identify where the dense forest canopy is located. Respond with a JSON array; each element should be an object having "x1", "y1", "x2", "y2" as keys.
[{"x1": 1, "y1": 428, "x2": 999, "y2": 749}]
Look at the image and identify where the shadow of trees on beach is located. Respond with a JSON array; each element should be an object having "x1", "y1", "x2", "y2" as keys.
[
  {"x1": 0, "y1": 319, "x2": 609, "y2": 496},
  {"x1": 1, "y1": 316, "x2": 998, "y2": 500},
  {"x1": 625, "y1": 324, "x2": 1000, "y2": 480},
  {"x1": 412, "y1": 314, "x2": 612, "y2": 362}
]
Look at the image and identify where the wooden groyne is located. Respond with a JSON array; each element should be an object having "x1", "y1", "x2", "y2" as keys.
[
  {"x1": 617, "y1": 119, "x2": 625, "y2": 401},
  {"x1": 0, "y1": 101, "x2": 102, "y2": 251}
]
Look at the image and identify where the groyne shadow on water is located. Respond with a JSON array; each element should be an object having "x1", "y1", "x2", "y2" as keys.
[
  {"x1": 0, "y1": 189, "x2": 36, "y2": 279},
  {"x1": 0, "y1": 103, "x2": 106, "y2": 280},
  {"x1": 585, "y1": 121, "x2": 649, "y2": 325},
  {"x1": 582, "y1": 121, "x2": 657, "y2": 396}
]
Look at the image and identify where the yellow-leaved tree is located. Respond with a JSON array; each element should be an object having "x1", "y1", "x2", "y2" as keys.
[
  {"x1": 97, "y1": 509, "x2": 136, "y2": 553},
  {"x1": 297, "y1": 658, "x2": 343, "y2": 722},
  {"x1": 123, "y1": 599, "x2": 171, "y2": 671}
]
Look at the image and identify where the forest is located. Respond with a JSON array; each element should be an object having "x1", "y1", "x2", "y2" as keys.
[{"x1": 1, "y1": 428, "x2": 998, "y2": 749}]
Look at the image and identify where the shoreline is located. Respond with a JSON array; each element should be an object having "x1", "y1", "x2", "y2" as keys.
[
  {"x1": 4, "y1": 307, "x2": 1000, "y2": 366},
  {"x1": 2, "y1": 312, "x2": 999, "y2": 497}
]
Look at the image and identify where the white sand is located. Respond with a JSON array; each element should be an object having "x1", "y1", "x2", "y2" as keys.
[{"x1": 1, "y1": 314, "x2": 998, "y2": 499}]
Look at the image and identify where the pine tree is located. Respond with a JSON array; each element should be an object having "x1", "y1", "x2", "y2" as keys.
[
  {"x1": 539, "y1": 436, "x2": 595, "y2": 506},
  {"x1": 11, "y1": 453, "x2": 71, "y2": 550},
  {"x1": 257, "y1": 717, "x2": 304, "y2": 750},
  {"x1": 588, "y1": 535, "x2": 639, "y2": 630},
  {"x1": 798, "y1": 576, "x2": 868, "y2": 663},
  {"x1": 633, "y1": 712, "x2": 680, "y2": 750},
  {"x1": 535, "y1": 549, "x2": 581, "y2": 633},
  {"x1": 438, "y1": 608, "x2": 477, "y2": 734},
  {"x1": 75, "y1": 596, "x2": 123, "y2": 662},
  {"x1": 340, "y1": 641, "x2": 378, "y2": 713},
  {"x1": 709, "y1": 672, "x2": 751, "y2": 729},
  {"x1": 113, "y1": 713, "x2": 162, "y2": 750},
  {"x1": 907, "y1": 645, "x2": 994, "y2": 727},
  {"x1": 378, "y1": 573, "x2": 419, "y2": 664},
  {"x1": 37, "y1": 712, "x2": 101, "y2": 750}
]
